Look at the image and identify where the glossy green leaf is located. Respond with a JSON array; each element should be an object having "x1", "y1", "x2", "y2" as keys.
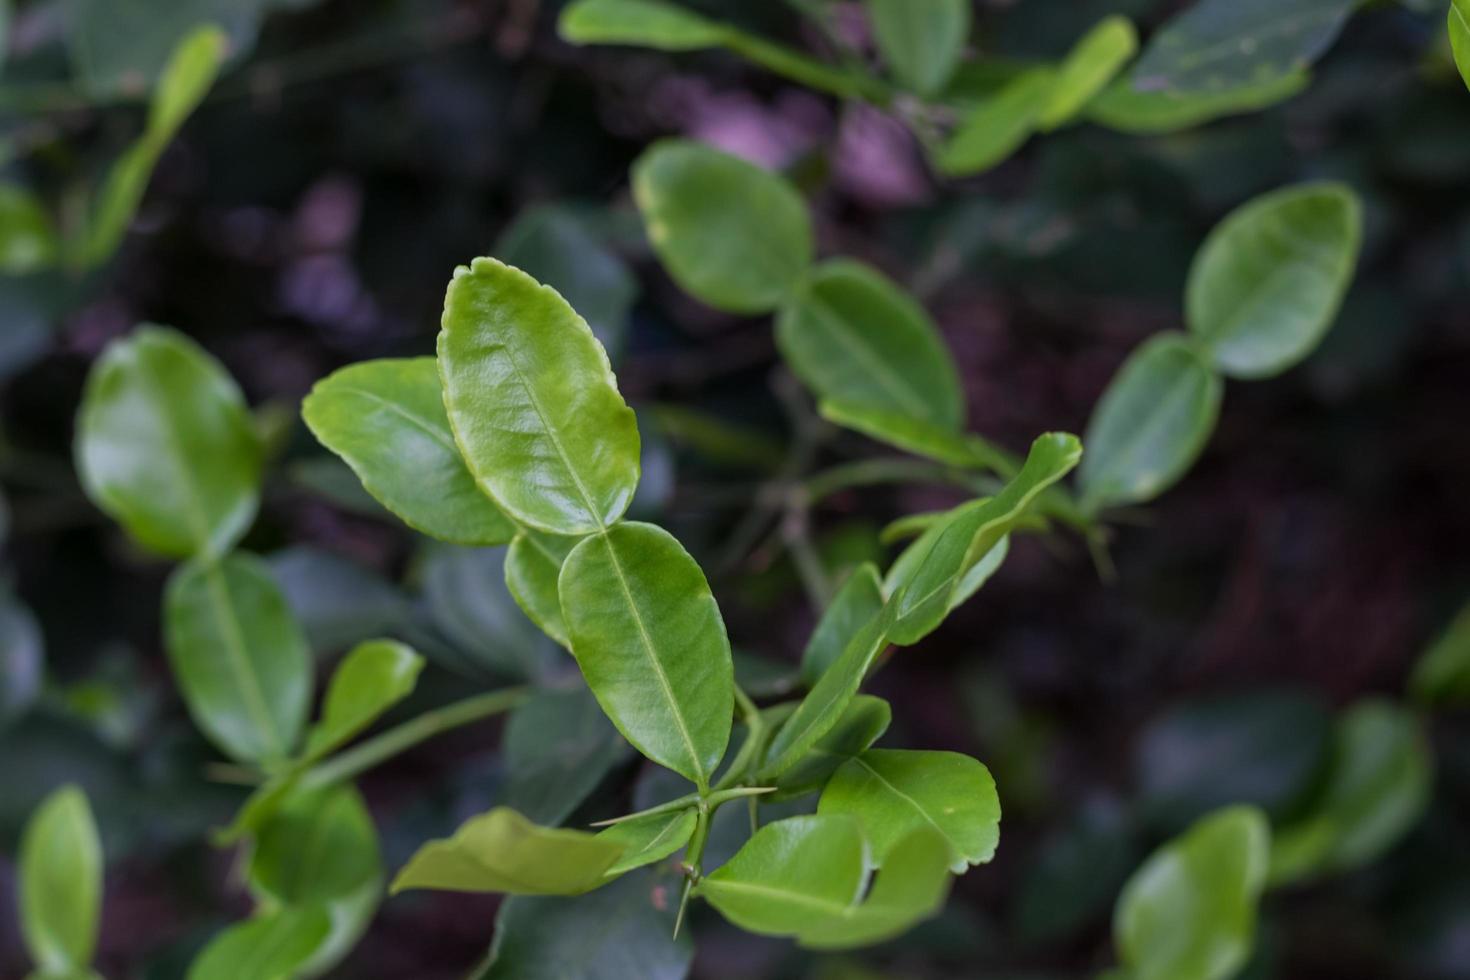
[
  {"x1": 302, "y1": 357, "x2": 516, "y2": 546},
  {"x1": 1409, "y1": 600, "x2": 1470, "y2": 707},
  {"x1": 1037, "y1": 17, "x2": 1138, "y2": 130},
  {"x1": 866, "y1": 0, "x2": 970, "y2": 97},
  {"x1": 1269, "y1": 701, "x2": 1432, "y2": 885},
  {"x1": 820, "y1": 749, "x2": 999, "y2": 871},
  {"x1": 1130, "y1": 0, "x2": 1355, "y2": 94},
  {"x1": 303, "y1": 640, "x2": 424, "y2": 759},
  {"x1": 0, "y1": 184, "x2": 59, "y2": 274},
  {"x1": 186, "y1": 907, "x2": 333, "y2": 980},
  {"x1": 391, "y1": 806, "x2": 623, "y2": 895},
  {"x1": 777, "y1": 259, "x2": 964, "y2": 430},
  {"x1": 1114, "y1": 806, "x2": 1270, "y2": 980},
  {"x1": 1453, "y1": 0, "x2": 1470, "y2": 93},
  {"x1": 887, "y1": 433, "x2": 1081, "y2": 645},
  {"x1": 505, "y1": 529, "x2": 582, "y2": 649},
  {"x1": 19, "y1": 786, "x2": 101, "y2": 976},
  {"x1": 795, "y1": 827, "x2": 954, "y2": 950},
  {"x1": 596, "y1": 809, "x2": 698, "y2": 876},
  {"x1": 438, "y1": 257, "x2": 641, "y2": 535},
  {"x1": 934, "y1": 68, "x2": 1056, "y2": 177},
  {"x1": 817, "y1": 400, "x2": 1004, "y2": 470},
  {"x1": 560, "y1": 0, "x2": 726, "y2": 49},
  {"x1": 249, "y1": 785, "x2": 381, "y2": 905},
  {"x1": 632, "y1": 139, "x2": 813, "y2": 314},
  {"x1": 76, "y1": 326, "x2": 262, "y2": 559},
  {"x1": 504, "y1": 686, "x2": 631, "y2": 827},
  {"x1": 773, "y1": 695, "x2": 891, "y2": 801},
  {"x1": 801, "y1": 564, "x2": 885, "y2": 687},
  {"x1": 164, "y1": 553, "x2": 312, "y2": 764},
  {"x1": 0, "y1": 589, "x2": 43, "y2": 728},
  {"x1": 480, "y1": 871, "x2": 692, "y2": 980},
  {"x1": 1078, "y1": 333, "x2": 1221, "y2": 512},
  {"x1": 1086, "y1": 69, "x2": 1309, "y2": 134},
  {"x1": 559, "y1": 522, "x2": 733, "y2": 790},
  {"x1": 1186, "y1": 183, "x2": 1362, "y2": 379},
  {"x1": 421, "y1": 545, "x2": 555, "y2": 681}
]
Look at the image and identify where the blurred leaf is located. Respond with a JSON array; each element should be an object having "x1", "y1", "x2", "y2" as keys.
[
  {"x1": 478, "y1": 871, "x2": 692, "y2": 979},
  {"x1": 1114, "y1": 806, "x2": 1270, "y2": 980},
  {"x1": 1130, "y1": 0, "x2": 1356, "y2": 95},
  {"x1": 0, "y1": 588, "x2": 42, "y2": 728},
  {"x1": 303, "y1": 640, "x2": 424, "y2": 759},
  {"x1": 1037, "y1": 17, "x2": 1138, "y2": 130},
  {"x1": 503, "y1": 686, "x2": 631, "y2": 826},
  {"x1": 504, "y1": 529, "x2": 581, "y2": 650},
  {"x1": 439, "y1": 258, "x2": 640, "y2": 535},
  {"x1": 934, "y1": 68, "x2": 1056, "y2": 177},
  {"x1": 777, "y1": 259, "x2": 964, "y2": 430},
  {"x1": 800, "y1": 563, "x2": 885, "y2": 687},
  {"x1": 1187, "y1": 183, "x2": 1362, "y2": 379},
  {"x1": 1079, "y1": 333, "x2": 1221, "y2": 511},
  {"x1": 632, "y1": 139, "x2": 813, "y2": 314},
  {"x1": 420, "y1": 544, "x2": 555, "y2": 681},
  {"x1": 795, "y1": 828, "x2": 954, "y2": 951},
  {"x1": 77, "y1": 326, "x2": 261, "y2": 559},
  {"x1": 288, "y1": 456, "x2": 387, "y2": 517},
  {"x1": 1016, "y1": 802, "x2": 1138, "y2": 945},
  {"x1": 1270, "y1": 700, "x2": 1433, "y2": 885},
  {"x1": 249, "y1": 784, "x2": 380, "y2": 905},
  {"x1": 817, "y1": 400, "x2": 1002, "y2": 470},
  {"x1": 560, "y1": 522, "x2": 732, "y2": 791},
  {"x1": 1453, "y1": 0, "x2": 1470, "y2": 92},
  {"x1": 391, "y1": 806, "x2": 623, "y2": 895},
  {"x1": 0, "y1": 184, "x2": 59, "y2": 274},
  {"x1": 773, "y1": 694, "x2": 890, "y2": 801},
  {"x1": 595, "y1": 809, "x2": 697, "y2": 876},
  {"x1": 268, "y1": 546, "x2": 410, "y2": 654},
  {"x1": 293, "y1": 874, "x2": 381, "y2": 980},
  {"x1": 1086, "y1": 69, "x2": 1309, "y2": 133},
  {"x1": 302, "y1": 357, "x2": 516, "y2": 546},
  {"x1": 560, "y1": 0, "x2": 727, "y2": 49},
  {"x1": 164, "y1": 552, "x2": 312, "y2": 765},
  {"x1": 647, "y1": 404, "x2": 784, "y2": 471},
  {"x1": 1410, "y1": 600, "x2": 1470, "y2": 707},
  {"x1": 186, "y1": 907, "x2": 332, "y2": 980},
  {"x1": 866, "y1": 0, "x2": 970, "y2": 97},
  {"x1": 68, "y1": 3, "x2": 249, "y2": 97},
  {"x1": 19, "y1": 786, "x2": 101, "y2": 976}
]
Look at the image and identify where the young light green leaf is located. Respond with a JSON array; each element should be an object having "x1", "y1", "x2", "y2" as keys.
[
  {"x1": 248, "y1": 785, "x2": 381, "y2": 905},
  {"x1": 1186, "y1": 182, "x2": 1362, "y2": 379},
  {"x1": 0, "y1": 184, "x2": 60, "y2": 274},
  {"x1": 559, "y1": 522, "x2": 733, "y2": 791},
  {"x1": 1453, "y1": 0, "x2": 1470, "y2": 92},
  {"x1": 795, "y1": 827, "x2": 954, "y2": 950},
  {"x1": 391, "y1": 806, "x2": 624, "y2": 895},
  {"x1": 1086, "y1": 69, "x2": 1309, "y2": 134},
  {"x1": 164, "y1": 552, "x2": 312, "y2": 764},
  {"x1": 884, "y1": 501, "x2": 1013, "y2": 636},
  {"x1": 505, "y1": 529, "x2": 582, "y2": 649},
  {"x1": 632, "y1": 139, "x2": 813, "y2": 314},
  {"x1": 1409, "y1": 600, "x2": 1470, "y2": 707},
  {"x1": 1130, "y1": 0, "x2": 1355, "y2": 94},
  {"x1": 76, "y1": 326, "x2": 262, "y2": 560},
  {"x1": 934, "y1": 68, "x2": 1056, "y2": 177},
  {"x1": 1269, "y1": 700, "x2": 1432, "y2": 886},
  {"x1": 560, "y1": 0, "x2": 727, "y2": 50},
  {"x1": 302, "y1": 357, "x2": 516, "y2": 546},
  {"x1": 1037, "y1": 16, "x2": 1138, "y2": 130},
  {"x1": 817, "y1": 400, "x2": 1005, "y2": 470},
  {"x1": 596, "y1": 808, "x2": 698, "y2": 876},
  {"x1": 887, "y1": 433, "x2": 1081, "y2": 646},
  {"x1": 186, "y1": 908, "x2": 333, "y2": 980},
  {"x1": 438, "y1": 257, "x2": 641, "y2": 535},
  {"x1": 1114, "y1": 806, "x2": 1270, "y2": 980},
  {"x1": 1078, "y1": 333, "x2": 1221, "y2": 512},
  {"x1": 818, "y1": 749, "x2": 1000, "y2": 871},
  {"x1": 19, "y1": 786, "x2": 101, "y2": 976},
  {"x1": 772, "y1": 695, "x2": 891, "y2": 801},
  {"x1": 801, "y1": 564, "x2": 885, "y2": 687},
  {"x1": 865, "y1": 0, "x2": 970, "y2": 97},
  {"x1": 147, "y1": 24, "x2": 228, "y2": 138},
  {"x1": 777, "y1": 259, "x2": 964, "y2": 430},
  {"x1": 303, "y1": 640, "x2": 424, "y2": 759},
  {"x1": 504, "y1": 686, "x2": 631, "y2": 827}
]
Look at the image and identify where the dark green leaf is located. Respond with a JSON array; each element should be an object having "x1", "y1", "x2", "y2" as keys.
[
  {"x1": 249, "y1": 785, "x2": 381, "y2": 905},
  {"x1": 303, "y1": 640, "x2": 424, "y2": 759},
  {"x1": 773, "y1": 695, "x2": 890, "y2": 801},
  {"x1": 504, "y1": 686, "x2": 631, "y2": 826},
  {"x1": 1086, "y1": 69, "x2": 1309, "y2": 133},
  {"x1": 505, "y1": 529, "x2": 582, "y2": 649},
  {"x1": 438, "y1": 257, "x2": 641, "y2": 535},
  {"x1": 0, "y1": 589, "x2": 43, "y2": 728},
  {"x1": 934, "y1": 68, "x2": 1056, "y2": 177},
  {"x1": 1016, "y1": 802, "x2": 1138, "y2": 945},
  {"x1": 76, "y1": 326, "x2": 262, "y2": 559},
  {"x1": 800, "y1": 563, "x2": 885, "y2": 687},
  {"x1": 0, "y1": 184, "x2": 59, "y2": 274},
  {"x1": 632, "y1": 139, "x2": 813, "y2": 314},
  {"x1": 268, "y1": 546, "x2": 410, "y2": 654},
  {"x1": 866, "y1": 0, "x2": 970, "y2": 96},
  {"x1": 596, "y1": 809, "x2": 698, "y2": 876},
  {"x1": 559, "y1": 522, "x2": 733, "y2": 791},
  {"x1": 1037, "y1": 16, "x2": 1138, "y2": 130},
  {"x1": 18, "y1": 786, "x2": 101, "y2": 976},
  {"x1": 186, "y1": 907, "x2": 333, "y2": 980},
  {"x1": 420, "y1": 545, "x2": 556, "y2": 681},
  {"x1": 1409, "y1": 600, "x2": 1470, "y2": 707}
]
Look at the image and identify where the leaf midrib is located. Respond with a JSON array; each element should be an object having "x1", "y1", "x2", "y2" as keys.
[
  {"x1": 851, "y1": 756, "x2": 950, "y2": 842},
  {"x1": 202, "y1": 561, "x2": 286, "y2": 759}
]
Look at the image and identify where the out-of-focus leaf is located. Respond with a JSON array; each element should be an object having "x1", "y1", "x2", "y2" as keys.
[
  {"x1": 268, "y1": 546, "x2": 410, "y2": 654},
  {"x1": 164, "y1": 553, "x2": 312, "y2": 765},
  {"x1": 817, "y1": 401, "x2": 1003, "y2": 470},
  {"x1": 595, "y1": 809, "x2": 697, "y2": 876},
  {"x1": 19, "y1": 786, "x2": 102, "y2": 976},
  {"x1": 1086, "y1": 69, "x2": 1309, "y2": 133},
  {"x1": 793, "y1": 828, "x2": 954, "y2": 951},
  {"x1": 303, "y1": 640, "x2": 423, "y2": 759},
  {"x1": 289, "y1": 456, "x2": 386, "y2": 517},
  {"x1": 1270, "y1": 701, "x2": 1432, "y2": 885},
  {"x1": 772, "y1": 695, "x2": 890, "y2": 801},
  {"x1": 560, "y1": 0, "x2": 727, "y2": 49},
  {"x1": 1114, "y1": 806, "x2": 1270, "y2": 980},
  {"x1": 934, "y1": 68, "x2": 1056, "y2": 177},
  {"x1": 1409, "y1": 600, "x2": 1470, "y2": 707},
  {"x1": 421, "y1": 545, "x2": 555, "y2": 681},
  {"x1": 0, "y1": 184, "x2": 59, "y2": 274},
  {"x1": 777, "y1": 259, "x2": 964, "y2": 430},
  {"x1": 294, "y1": 875, "x2": 381, "y2": 980},
  {"x1": 1453, "y1": 0, "x2": 1470, "y2": 92},
  {"x1": 390, "y1": 807, "x2": 623, "y2": 895},
  {"x1": 819, "y1": 749, "x2": 999, "y2": 870},
  {"x1": 800, "y1": 563, "x2": 885, "y2": 687},
  {"x1": 0, "y1": 589, "x2": 43, "y2": 727},
  {"x1": 865, "y1": 0, "x2": 970, "y2": 96},
  {"x1": 504, "y1": 529, "x2": 581, "y2": 649},
  {"x1": 632, "y1": 139, "x2": 812, "y2": 314},
  {"x1": 1037, "y1": 17, "x2": 1138, "y2": 130},
  {"x1": 503, "y1": 686, "x2": 631, "y2": 826},
  {"x1": 479, "y1": 871, "x2": 692, "y2": 980},
  {"x1": 68, "y1": 4, "x2": 246, "y2": 97},
  {"x1": 439, "y1": 257, "x2": 640, "y2": 535},
  {"x1": 1186, "y1": 183, "x2": 1362, "y2": 379},
  {"x1": 249, "y1": 785, "x2": 380, "y2": 905},
  {"x1": 1078, "y1": 333, "x2": 1221, "y2": 512},
  {"x1": 1130, "y1": 0, "x2": 1356, "y2": 94},
  {"x1": 302, "y1": 357, "x2": 516, "y2": 546},
  {"x1": 559, "y1": 522, "x2": 733, "y2": 791},
  {"x1": 186, "y1": 907, "x2": 332, "y2": 980},
  {"x1": 76, "y1": 326, "x2": 261, "y2": 560},
  {"x1": 648, "y1": 404, "x2": 785, "y2": 471},
  {"x1": 1016, "y1": 801, "x2": 1138, "y2": 944}
]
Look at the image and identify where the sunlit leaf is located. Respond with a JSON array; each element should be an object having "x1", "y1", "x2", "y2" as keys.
[
  {"x1": 773, "y1": 695, "x2": 891, "y2": 801},
  {"x1": 303, "y1": 640, "x2": 424, "y2": 759},
  {"x1": 865, "y1": 0, "x2": 970, "y2": 97},
  {"x1": 1037, "y1": 16, "x2": 1138, "y2": 130},
  {"x1": 18, "y1": 786, "x2": 101, "y2": 976}
]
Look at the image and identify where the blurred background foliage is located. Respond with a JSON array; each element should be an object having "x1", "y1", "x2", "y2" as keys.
[{"x1": 1, "y1": 0, "x2": 1469, "y2": 977}]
